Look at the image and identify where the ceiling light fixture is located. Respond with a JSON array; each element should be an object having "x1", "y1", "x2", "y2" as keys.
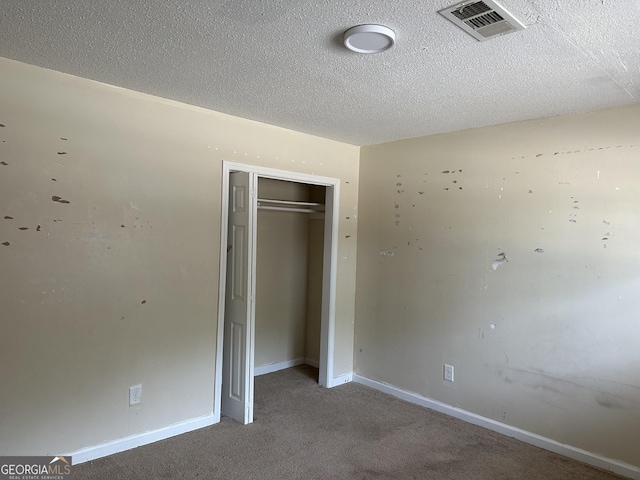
[{"x1": 343, "y1": 24, "x2": 395, "y2": 54}]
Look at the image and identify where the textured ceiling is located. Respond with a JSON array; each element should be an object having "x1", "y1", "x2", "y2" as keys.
[{"x1": 1, "y1": 0, "x2": 638, "y2": 145}]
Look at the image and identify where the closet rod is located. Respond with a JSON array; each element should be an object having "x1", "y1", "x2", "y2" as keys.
[
  {"x1": 257, "y1": 198, "x2": 324, "y2": 208},
  {"x1": 257, "y1": 205, "x2": 319, "y2": 214}
]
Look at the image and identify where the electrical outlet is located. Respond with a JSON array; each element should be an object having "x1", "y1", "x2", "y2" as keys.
[
  {"x1": 444, "y1": 364, "x2": 454, "y2": 382},
  {"x1": 129, "y1": 384, "x2": 142, "y2": 405}
]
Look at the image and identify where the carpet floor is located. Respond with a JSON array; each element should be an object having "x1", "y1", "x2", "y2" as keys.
[{"x1": 75, "y1": 365, "x2": 625, "y2": 479}]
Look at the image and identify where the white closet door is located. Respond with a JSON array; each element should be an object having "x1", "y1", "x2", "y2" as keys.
[{"x1": 221, "y1": 171, "x2": 256, "y2": 424}]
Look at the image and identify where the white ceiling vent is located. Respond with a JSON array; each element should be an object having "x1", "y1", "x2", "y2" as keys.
[{"x1": 439, "y1": 0, "x2": 525, "y2": 41}]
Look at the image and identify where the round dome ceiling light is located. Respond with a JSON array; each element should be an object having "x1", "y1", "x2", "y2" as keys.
[{"x1": 343, "y1": 24, "x2": 395, "y2": 54}]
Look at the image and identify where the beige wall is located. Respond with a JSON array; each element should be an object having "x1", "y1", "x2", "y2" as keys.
[
  {"x1": 0, "y1": 57, "x2": 359, "y2": 456},
  {"x1": 355, "y1": 104, "x2": 640, "y2": 467}
]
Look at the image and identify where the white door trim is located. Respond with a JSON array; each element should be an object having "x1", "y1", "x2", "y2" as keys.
[{"x1": 214, "y1": 161, "x2": 341, "y2": 422}]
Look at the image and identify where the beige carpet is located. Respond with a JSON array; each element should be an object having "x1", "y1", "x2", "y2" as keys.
[{"x1": 75, "y1": 365, "x2": 624, "y2": 479}]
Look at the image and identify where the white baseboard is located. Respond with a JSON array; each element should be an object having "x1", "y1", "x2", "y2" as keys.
[
  {"x1": 304, "y1": 357, "x2": 319, "y2": 368},
  {"x1": 254, "y1": 357, "x2": 321, "y2": 376},
  {"x1": 255, "y1": 357, "x2": 305, "y2": 376},
  {"x1": 352, "y1": 375, "x2": 640, "y2": 480},
  {"x1": 66, "y1": 413, "x2": 217, "y2": 465}
]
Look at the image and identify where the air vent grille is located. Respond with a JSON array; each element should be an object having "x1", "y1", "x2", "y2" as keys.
[
  {"x1": 439, "y1": 0, "x2": 525, "y2": 41},
  {"x1": 466, "y1": 11, "x2": 504, "y2": 28},
  {"x1": 451, "y1": 1, "x2": 492, "y2": 20}
]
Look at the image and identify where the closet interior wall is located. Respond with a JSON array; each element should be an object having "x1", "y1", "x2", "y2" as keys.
[{"x1": 254, "y1": 178, "x2": 325, "y2": 373}]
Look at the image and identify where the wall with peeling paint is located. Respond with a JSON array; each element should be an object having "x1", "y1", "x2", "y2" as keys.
[
  {"x1": 0, "y1": 57, "x2": 359, "y2": 456},
  {"x1": 355, "y1": 104, "x2": 640, "y2": 468}
]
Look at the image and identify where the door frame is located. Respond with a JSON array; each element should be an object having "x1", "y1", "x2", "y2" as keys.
[{"x1": 214, "y1": 161, "x2": 341, "y2": 422}]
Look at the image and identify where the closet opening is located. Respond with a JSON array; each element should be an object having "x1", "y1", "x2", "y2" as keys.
[
  {"x1": 215, "y1": 162, "x2": 340, "y2": 425},
  {"x1": 254, "y1": 179, "x2": 326, "y2": 383}
]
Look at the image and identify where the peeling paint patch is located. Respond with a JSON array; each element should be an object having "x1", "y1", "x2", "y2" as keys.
[
  {"x1": 492, "y1": 252, "x2": 509, "y2": 270},
  {"x1": 51, "y1": 195, "x2": 70, "y2": 204}
]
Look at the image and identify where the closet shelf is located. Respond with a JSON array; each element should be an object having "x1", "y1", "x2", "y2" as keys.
[{"x1": 257, "y1": 198, "x2": 325, "y2": 214}]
